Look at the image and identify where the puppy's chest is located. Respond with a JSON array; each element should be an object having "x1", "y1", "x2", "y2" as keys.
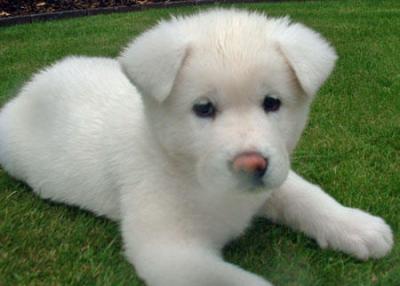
[{"x1": 194, "y1": 191, "x2": 270, "y2": 244}]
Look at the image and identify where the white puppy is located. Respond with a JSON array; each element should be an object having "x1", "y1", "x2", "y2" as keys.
[{"x1": 0, "y1": 9, "x2": 393, "y2": 286}]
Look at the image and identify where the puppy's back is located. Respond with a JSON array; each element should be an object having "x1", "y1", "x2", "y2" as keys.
[{"x1": 0, "y1": 56, "x2": 136, "y2": 219}]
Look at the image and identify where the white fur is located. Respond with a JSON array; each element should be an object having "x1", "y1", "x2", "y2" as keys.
[{"x1": 0, "y1": 9, "x2": 392, "y2": 286}]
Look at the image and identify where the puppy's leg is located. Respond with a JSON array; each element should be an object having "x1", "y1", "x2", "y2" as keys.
[
  {"x1": 126, "y1": 243, "x2": 271, "y2": 286},
  {"x1": 121, "y1": 188, "x2": 271, "y2": 286},
  {"x1": 260, "y1": 171, "x2": 393, "y2": 260}
]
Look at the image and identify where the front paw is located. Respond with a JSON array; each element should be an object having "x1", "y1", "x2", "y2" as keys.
[{"x1": 316, "y1": 208, "x2": 393, "y2": 260}]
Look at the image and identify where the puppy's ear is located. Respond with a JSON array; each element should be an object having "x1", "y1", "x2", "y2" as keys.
[
  {"x1": 119, "y1": 21, "x2": 189, "y2": 102},
  {"x1": 276, "y1": 22, "x2": 337, "y2": 97}
]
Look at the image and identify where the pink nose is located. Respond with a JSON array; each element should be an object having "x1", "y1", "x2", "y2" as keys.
[{"x1": 232, "y1": 152, "x2": 268, "y2": 178}]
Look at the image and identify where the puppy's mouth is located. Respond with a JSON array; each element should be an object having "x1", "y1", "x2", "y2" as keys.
[{"x1": 236, "y1": 173, "x2": 267, "y2": 192}]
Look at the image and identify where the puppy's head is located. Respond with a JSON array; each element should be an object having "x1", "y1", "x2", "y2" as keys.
[{"x1": 119, "y1": 9, "x2": 337, "y2": 193}]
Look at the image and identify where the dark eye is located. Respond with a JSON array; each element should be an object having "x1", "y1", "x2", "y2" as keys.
[
  {"x1": 262, "y1": 95, "x2": 281, "y2": 112},
  {"x1": 192, "y1": 98, "x2": 216, "y2": 118}
]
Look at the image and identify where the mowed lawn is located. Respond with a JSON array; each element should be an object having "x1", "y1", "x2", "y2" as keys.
[{"x1": 0, "y1": 0, "x2": 399, "y2": 285}]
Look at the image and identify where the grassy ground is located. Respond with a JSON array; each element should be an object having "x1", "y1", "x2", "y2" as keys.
[{"x1": 0, "y1": 0, "x2": 399, "y2": 285}]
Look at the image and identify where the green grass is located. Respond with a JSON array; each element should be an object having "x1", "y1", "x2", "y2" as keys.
[{"x1": 0, "y1": 0, "x2": 399, "y2": 285}]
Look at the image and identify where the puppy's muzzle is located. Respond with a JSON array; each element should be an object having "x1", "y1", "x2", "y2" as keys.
[{"x1": 232, "y1": 152, "x2": 268, "y2": 184}]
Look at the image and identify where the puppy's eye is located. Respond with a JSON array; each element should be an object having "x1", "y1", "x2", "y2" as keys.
[
  {"x1": 262, "y1": 95, "x2": 281, "y2": 113},
  {"x1": 192, "y1": 98, "x2": 216, "y2": 118}
]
